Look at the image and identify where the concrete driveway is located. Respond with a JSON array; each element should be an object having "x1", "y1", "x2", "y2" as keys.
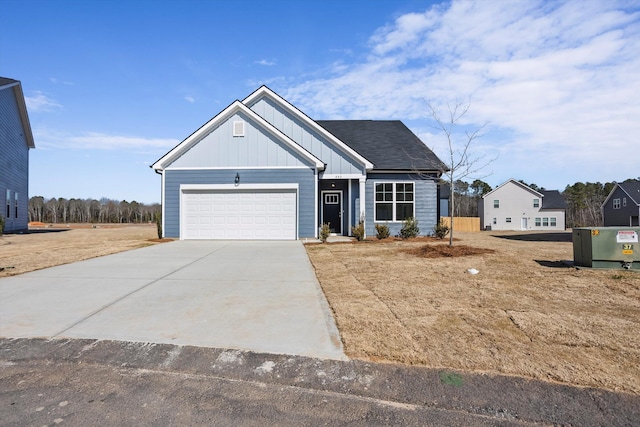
[{"x1": 0, "y1": 240, "x2": 345, "y2": 360}]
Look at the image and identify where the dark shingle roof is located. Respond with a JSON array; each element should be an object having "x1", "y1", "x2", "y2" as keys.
[
  {"x1": 316, "y1": 120, "x2": 447, "y2": 172},
  {"x1": 541, "y1": 190, "x2": 567, "y2": 209},
  {"x1": 619, "y1": 181, "x2": 640, "y2": 205}
]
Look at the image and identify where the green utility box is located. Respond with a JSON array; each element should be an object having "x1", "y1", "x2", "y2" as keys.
[{"x1": 573, "y1": 227, "x2": 640, "y2": 270}]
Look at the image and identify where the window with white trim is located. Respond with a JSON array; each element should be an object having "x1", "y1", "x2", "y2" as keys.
[
  {"x1": 233, "y1": 120, "x2": 245, "y2": 137},
  {"x1": 533, "y1": 198, "x2": 539, "y2": 208},
  {"x1": 623, "y1": 198, "x2": 627, "y2": 207},
  {"x1": 550, "y1": 217, "x2": 557, "y2": 227},
  {"x1": 14, "y1": 192, "x2": 18, "y2": 218},
  {"x1": 613, "y1": 198, "x2": 621, "y2": 209},
  {"x1": 374, "y1": 182, "x2": 414, "y2": 222},
  {"x1": 506, "y1": 217, "x2": 512, "y2": 223},
  {"x1": 5, "y1": 189, "x2": 10, "y2": 218},
  {"x1": 542, "y1": 217, "x2": 549, "y2": 226},
  {"x1": 535, "y1": 217, "x2": 541, "y2": 227},
  {"x1": 493, "y1": 199, "x2": 499, "y2": 208}
]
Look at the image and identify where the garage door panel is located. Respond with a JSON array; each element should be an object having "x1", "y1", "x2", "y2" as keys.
[{"x1": 183, "y1": 189, "x2": 296, "y2": 240}]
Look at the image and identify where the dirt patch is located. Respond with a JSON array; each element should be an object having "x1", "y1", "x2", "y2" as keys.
[
  {"x1": 406, "y1": 244, "x2": 495, "y2": 258},
  {"x1": 0, "y1": 224, "x2": 162, "y2": 277},
  {"x1": 305, "y1": 231, "x2": 640, "y2": 395}
]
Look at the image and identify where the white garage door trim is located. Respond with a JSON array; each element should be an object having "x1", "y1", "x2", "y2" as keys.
[{"x1": 180, "y1": 184, "x2": 298, "y2": 240}]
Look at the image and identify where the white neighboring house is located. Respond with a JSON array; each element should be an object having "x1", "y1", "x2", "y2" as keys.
[{"x1": 478, "y1": 179, "x2": 566, "y2": 231}]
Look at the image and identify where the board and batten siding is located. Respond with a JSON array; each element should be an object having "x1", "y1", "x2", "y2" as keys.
[
  {"x1": 0, "y1": 86, "x2": 30, "y2": 233},
  {"x1": 164, "y1": 168, "x2": 316, "y2": 238},
  {"x1": 168, "y1": 111, "x2": 311, "y2": 169},
  {"x1": 249, "y1": 97, "x2": 365, "y2": 176},
  {"x1": 365, "y1": 173, "x2": 438, "y2": 237}
]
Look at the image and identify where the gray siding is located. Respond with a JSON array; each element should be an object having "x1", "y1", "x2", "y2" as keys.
[
  {"x1": 164, "y1": 168, "x2": 316, "y2": 238},
  {"x1": 0, "y1": 87, "x2": 30, "y2": 233},
  {"x1": 603, "y1": 186, "x2": 640, "y2": 226},
  {"x1": 365, "y1": 173, "x2": 438, "y2": 237},
  {"x1": 168, "y1": 111, "x2": 311, "y2": 168},
  {"x1": 250, "y1": 97, "x2": 365, "y2": 175}
]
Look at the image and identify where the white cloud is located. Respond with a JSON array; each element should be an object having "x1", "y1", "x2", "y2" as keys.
[
  {"x1": 284, "y1": 0, "x2": 640, "y2": 187},
  {"x1": 184, "y1": 95, "x2": 196, "y2": 103},
  {"x1": 49, "y1": 77, "x2": 73, "y2": 85},
  {"x1": 33, "y1": 128, "x2": 179, "y2": 151},
  {"x1": 255, "y1": 59, "x2": 277, "y2": 66},
  {"x1": 25, "y1": 91, "x2": 63, "y2": 112}
]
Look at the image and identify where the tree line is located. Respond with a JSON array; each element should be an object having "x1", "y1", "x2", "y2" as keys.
[
  {"x1": 28, "y1": 196, "x2": 161, "y2": 224},
  {"x1": 448, "y1": 178, "x2": 639, "y2": 228}
]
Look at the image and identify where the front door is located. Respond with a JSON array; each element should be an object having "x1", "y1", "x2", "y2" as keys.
[
  {"x1": 521, "y1": 217, "x2": 528, "y2": 230},
  {"x1": 322, "y1": 192, "x2": 342, "y2": 234}
]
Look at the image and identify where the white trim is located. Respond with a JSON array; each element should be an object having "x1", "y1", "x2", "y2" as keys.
[
  {"x1": 314, "y1": 169, "x2": 319, "y2": 238},
  {"x1": 320, "y1": 173, "x2": 366, "y2": 180},
  {"x1": 180, "y1": 183, "x2": 299, "y2": 191},
  {"x1": 373, "y1": 181, "x2": 416, "y2": 223},
  {"x1": 232, "y1": 120, "x2": 245, "y2": 137},
  {"x1": 161, "y1": 172, "x2": 166, "y2": 237},
  {"x1": 165, "y1": 166, "x2": 311, "y2": 171},
  {"x1": 348, "y1": 179, "x2": 352, "y2": 235},
  {"x1": 152, "y1": 100, "x2": 324, "y2": 171},
  {"x1": 359, "y1": 178, "x2": 366, "y2": 236},
  {"x1": 243, "y1": 86, "x2": 374, "y2": 171},
  {"x1": 321, "y1": 190, "x2": 343, "y2": 235}
]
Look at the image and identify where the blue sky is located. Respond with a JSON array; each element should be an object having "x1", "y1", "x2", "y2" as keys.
[{"x1": 2, "y1": 0, "x2": 639, "y2": 204}]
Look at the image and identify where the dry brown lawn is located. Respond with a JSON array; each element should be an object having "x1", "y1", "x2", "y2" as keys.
[
  {"x1": 305, "y1": 231, "x2": 640, "y2": 395},
  {"x1": 0, "y1": 224, "x2": 163, "y2": 277}
]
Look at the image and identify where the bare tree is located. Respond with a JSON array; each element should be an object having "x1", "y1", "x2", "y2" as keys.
[{"x1": 427, "y1": 100, "x2": 493, "y2": 246}]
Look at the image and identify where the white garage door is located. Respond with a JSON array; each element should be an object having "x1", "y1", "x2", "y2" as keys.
[{"x1": 182, "y1": 189, "x2": 297, "y2": 240}]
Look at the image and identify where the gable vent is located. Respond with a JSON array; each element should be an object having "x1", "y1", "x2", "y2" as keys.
[{"x1": 233, "y1": 121, "x2": 245, "y2": 137}]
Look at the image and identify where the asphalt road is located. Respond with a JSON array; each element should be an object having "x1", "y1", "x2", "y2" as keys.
[{"x1": 1, "y1": 338, "x2": 638, "y2": 426}]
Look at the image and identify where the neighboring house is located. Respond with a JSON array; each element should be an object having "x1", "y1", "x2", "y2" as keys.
[
  {"x1": 478, "y1": 179, "x2": 566, "y2": 231},
  {"x1": 0, "y1": 78, "x2": 35, "y2": 233},
  {"x1": 602, "y1": 181, "x2": 640, "y2": 227},
  {"x1": 151, "y1": 86, "x2": 446, "y2": 240}
]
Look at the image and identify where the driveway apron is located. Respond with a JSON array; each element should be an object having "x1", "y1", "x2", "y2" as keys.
[{"x1": 0, "y1": 241, "x2": 345, "y2": 360}]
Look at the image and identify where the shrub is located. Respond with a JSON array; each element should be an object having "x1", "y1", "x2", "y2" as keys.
[
  {"x1": 351, "y1": 221, "x2": 365, "y2": 241},
  {"x1": 0, "y1": 215, "x2": 4, "y2": 236},
  {"x1": 433, "y1": 219, "x2": 450, "y2": 240},
  {"x1": 154, "y1": 212, "x2": 162, "y2": 239},
  {"x1": 319, "y1": 223, "x2": 331, "y2": 243},
  {"x1": 375, "y1": 223, "x2": 390, "y2": 239},
  {"x1": 399, "y1": 216, "x2": 419, "y2": 239}
]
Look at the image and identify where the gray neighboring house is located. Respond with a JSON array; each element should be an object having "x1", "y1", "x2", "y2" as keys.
[
  {"x1": 478, "y1": 179, "x2": 566, "y2": 231},
  {"x1": 152, "y1": 86, "x2": 446, "y2": 240},
  {"x1": 0, "y1": 78, "x2": 35, "y2": 233},
  {"x1": 602, "y1": 181, "x2": 640, "y2": 227}
]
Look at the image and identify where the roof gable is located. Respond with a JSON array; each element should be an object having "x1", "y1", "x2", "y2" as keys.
[
  {"x1": 602, "y1": 181, "x2": 640, "y2": 208},
  {"x1": 243, "y1": 86, "x2": 373, "y2": 171},
  {"x1": 151, "y1": 100, "x2": 324, "y2": 171},
  {"x1": 317, "y1": 120, "x2": 446, "y2": 172},
  {"x1": 0, "y1": 77, "x2": 35, "y2": 149},
  {"x1": 483, "y1": 179, "x2": 544, "y2": 199}
]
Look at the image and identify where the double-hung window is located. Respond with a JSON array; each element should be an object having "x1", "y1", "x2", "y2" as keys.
[
  {"x1": 5, "y1": 189, "x2": 10, "y2": 218},
  {"x1": 613, "y1": 198, "x2": 621, "y2": 209},
  {"x1": 533, "y1": 199, "x2": 539, "y2": 208},
  {"x1": 375, "y1": 182, "x2": 414, "y2": 221}
]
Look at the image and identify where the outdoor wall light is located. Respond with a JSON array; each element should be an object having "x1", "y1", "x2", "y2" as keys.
[{"x1": 235, "y1": 173, "x2": 240, "y2": 185}]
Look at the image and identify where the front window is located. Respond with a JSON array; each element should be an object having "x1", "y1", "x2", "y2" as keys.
[
  {"x1": 543, "y1": 217, "x2": 549, "y2": 226},
  {"x1": 550, "y1": 217, "x2": 557, "y2": 227},
  {"x1": 613, "y1": 198, "x2": 621, "y2": 209},
  {"x1": 535, "y1": 217, "x2": 541, "y2": 227},
  {"x1": 375, "y1": 182, "x2": 414, "y2": 222}
]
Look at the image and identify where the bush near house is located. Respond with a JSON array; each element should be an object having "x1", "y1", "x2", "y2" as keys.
[{"x1": 399, "y1": 217, "x2": 419, "y2": 239}]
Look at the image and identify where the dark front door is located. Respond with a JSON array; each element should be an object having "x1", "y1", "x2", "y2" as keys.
[{"x1": 323, "y1": 192, "x2": 342, "y2": 234}]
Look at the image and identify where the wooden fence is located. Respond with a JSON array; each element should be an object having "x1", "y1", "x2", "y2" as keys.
[{"x1": 440, "y1": 217, "x2": 480, "y2": 232}]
